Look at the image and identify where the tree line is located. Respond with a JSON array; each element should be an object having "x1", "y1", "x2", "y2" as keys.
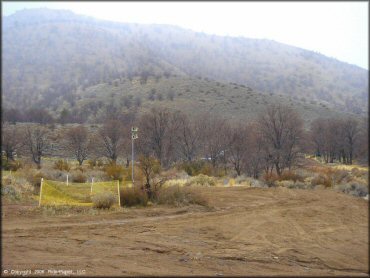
[{"x1": 2, "y1": 105, "x2": 368, "y2": 178}]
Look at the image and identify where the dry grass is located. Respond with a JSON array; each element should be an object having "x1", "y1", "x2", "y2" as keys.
[
  {"x1": 53, "y1": 159, "x2": 71, "y2": 171},
  {"x1": 155, "y1": 185, "x2": 209, "y2": 207},
  {"x1": 184, "y1": 174, "x2": 216, "y2": 187},
  {"x1": 310, "y1": 174, "x2": 333, "y2": 188}
]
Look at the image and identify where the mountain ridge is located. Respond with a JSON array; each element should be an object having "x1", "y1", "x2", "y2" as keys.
[{"x1": 2, "y1": 8, "x2": 368, "y2": 117}]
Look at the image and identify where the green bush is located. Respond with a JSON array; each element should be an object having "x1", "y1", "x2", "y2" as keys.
[
  {"x1": 120, "y1": 187, "x2": 148, "y2": 207},
  {"x1": 92, "y1": 192, "x2": 116, "y2": 209},
  {"x1": 156, "y1": 186, "x2": 208, "y2": 207}
]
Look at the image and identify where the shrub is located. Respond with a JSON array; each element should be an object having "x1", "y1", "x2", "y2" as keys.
[
  {"x1": 88, "y1": 159, "x2": 104, "y2": 168},
  {"x1": 53, "y1": 159, "x2": 71, "y2": 171},
  {"x1": 40, "y1": 169, "x2": 65, "y2": 181},
  {"x1": 72, "y1": 171, "x2": 87, "y2": 183},
  {"x1": 2, "y1": 159, "x2": 23, "y2": 171},
  {"x1": 279, "y1": 171, "x2": 305, "y2": 183},
  {"x1": 120, "y1": 187, "x2": 148, "y2": 207},
  {"x1": 335, "y1": 183, "x2": 368, "y2": 197},
  {"x1": 184, "y1": 174, "x2": 216, "y2": 187},
  {"x1": 249, "y1": 178, "x2": 268, "y2": 188},
  {"x1": 234, "y1": 176, "x2": 261, "y2": 187},
  {"x1": 2, "y1": 176, "x2": 12, "y2": 186},
  {"x1": 28, "y1": 172, "x2": 44, "y2": 188},
  {"x1": 180, "y1": 161, "x2": 214, "y2": 176},
  {"x1": 262, "y1": 172, "x2": 279, "y2": 187},
  {"x1": 228, "y1": 178, "x2": 236, "y2": 186},
  {"x1": 122, "y1": 165, "x2": 143, "y2": 182},
  {"x1": 332, "y1": 169, "x2": 350, "y2": 184},
  {"x1": 351, "y1": 167, "x2": 368, "y2": 179},
  {"x1": 85, "y1": 169, "x2": 108, "y2": 183},
  {"x1": 74, "y1": 166, "x2": 85, "y2": 173},
  {"x1": 311, "y1": 174, "x2": 332, "y2": 188},
  {"x1": 104, "y1": 163, "x2": 124, "y2": 180},
  {"x1": 155, "y1": 186, "x2": 208, "y2": 207},
  {"x1": 1, "y1": 185, "x2": 21, "y2": 200},
  {"x1": 351, "y1": 167, "x2": 361, "y2": 177},
  {"x1": 92, "y1": 192, "x2": 116, "y2": 209},
  {"x1": 278, "y1": 180, "x2": 309, "y2": 189}
]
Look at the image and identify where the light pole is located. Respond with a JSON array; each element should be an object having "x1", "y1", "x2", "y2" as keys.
[{"x1": 131, "y1": 127, "x2": 138, "y2": 186}]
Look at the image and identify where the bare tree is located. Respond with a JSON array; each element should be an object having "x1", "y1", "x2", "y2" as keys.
[
  {"x1": 163, "y1": 111, "x2": 182, "y2": 166},
  {"x1": 201, "y1": 114, "x2": 229, "y2": 168},
  {"x1": 310, "y1": 118, "x2": 326, "y2": 158},
  {"x1": 24, "y1": 125, "x2": 51, "y2": 168},
  {"x1": 244, "y1": 125, "x2": 264, "y2": 179},
  {"x1": 1, "y1": 123, "x2": 24, "y2": 161},
  {"x1": 257, "y1": 105, "x2": 303, "y2": 176},
  {"x1": 341, "y1": 117, "x2": 360, "y2": 164},
  {"x1": 228, "y1": 124, "x2": 247, "y2": 176},
  {"x1": 137, "y1": 154, "x2": 162, "y2": 199},
  {"x1": 310, "y1": 116, "x2": 362, "y2": 165},
  {"x1": 175, "y1": 113, "x2": 204, "y2": 162},
  {"x1": 138, "y1": 107, "x2": 170, "y2": 166},
  {"x1": 64, "y1": 125, "x2": 90, "y2": 165},
  {"x1": 98, "y1": 119, "x2": 125, "y2": 163},
  {"x1": 356, "y1": 117, "x2": 368, "y2": 163}
]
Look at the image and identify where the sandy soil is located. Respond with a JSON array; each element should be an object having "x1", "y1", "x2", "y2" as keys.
[{"x1": 2, "y1": 187, "x2": 368, "y2": 276}]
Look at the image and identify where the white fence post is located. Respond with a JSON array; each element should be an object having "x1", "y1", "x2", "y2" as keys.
[
  {"x1": 117, "y1": 180, "x2": 121, "y2": 207},
  {"x1": 38, "y1": 178, "x2": 44, "y2": 207},
  {"x1": 67, "y1": 174, "x2": 69, "y2": 186},
  {"x1": 91, "y1": 178, "x2": 94, "y2": 194}
]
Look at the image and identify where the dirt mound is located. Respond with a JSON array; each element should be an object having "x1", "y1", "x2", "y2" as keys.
[{"x1": 2, "y1": 187, "x2": 368, "y2": 276}]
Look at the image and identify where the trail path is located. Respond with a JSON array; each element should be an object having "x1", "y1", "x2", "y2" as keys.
[{"x1": 2, "y1": 187, "x2": 368, "y2": 276}]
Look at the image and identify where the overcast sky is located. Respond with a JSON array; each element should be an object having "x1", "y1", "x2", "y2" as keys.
[{"x1": 3, "y1": 1, "x2": 368, "y2": 70}]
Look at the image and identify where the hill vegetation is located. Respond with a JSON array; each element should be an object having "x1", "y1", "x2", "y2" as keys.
[{"x1": 2, "y1": 8, "x2": 368, "y2": 117}]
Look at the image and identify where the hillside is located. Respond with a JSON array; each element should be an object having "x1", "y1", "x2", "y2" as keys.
[
  {"x1": 2, "y1": 8, "x2": 368, "y2": 117},
  {"x1": 69, "y1": 75, "x2": 357, "y2": 125}
]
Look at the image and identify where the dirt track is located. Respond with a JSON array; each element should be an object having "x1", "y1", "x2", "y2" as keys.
[{"x1": 2, "y1": 187, "x2": 368, "y2": 276}]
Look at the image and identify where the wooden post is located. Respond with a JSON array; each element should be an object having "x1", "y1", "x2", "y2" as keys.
[
  {"x1": 91, "y1": 178, "x2": 94, "y2": 194},
  {"x1": 117, "y1": 180, "x2": 121, "y2": 207},
  {"x1": 67, "y1": 174, "x2": 69, "y2": 186},
  {"x1": 38, "y1": 178, "x2": 44, "y2": 207}
]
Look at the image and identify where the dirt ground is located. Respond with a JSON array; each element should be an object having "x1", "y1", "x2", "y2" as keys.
[{"x1": 2, "y1": 186, "x2": 368, "y2": 276}]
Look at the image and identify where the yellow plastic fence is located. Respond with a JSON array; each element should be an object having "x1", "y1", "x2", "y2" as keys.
[{"x1": 39, "y1": 179, "x2": 120, "y2": 207}]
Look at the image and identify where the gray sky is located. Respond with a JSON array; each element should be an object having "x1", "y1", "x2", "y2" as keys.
[{"x1": 3, "y1": 1, "x2": 368, "y2": 70}]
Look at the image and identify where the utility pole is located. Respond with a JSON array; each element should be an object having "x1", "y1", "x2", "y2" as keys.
[{"x1": 131, "y1": 127, "x2": 138, "y2": 186}]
